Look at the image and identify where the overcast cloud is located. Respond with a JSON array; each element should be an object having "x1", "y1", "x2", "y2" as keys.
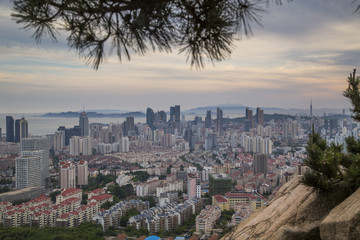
[{"x1": 0, "y1": 0, "x2": 359, "y2": 113}]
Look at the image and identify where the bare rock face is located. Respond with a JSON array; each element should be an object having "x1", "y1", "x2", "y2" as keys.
[
  {"x1": 222, "y1": 176, "x2": 339, "y2": 240},
  {"x1": 320, "y1": 187, "x2": 360, "y2": 240}
]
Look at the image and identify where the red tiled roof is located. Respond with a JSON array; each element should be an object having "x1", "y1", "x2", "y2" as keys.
[
  {"x1": 189, "y1": 234, "x2": 200, "y2": 240},
  {"x1": 117, "y1": 233, "x2": 127, "y2": 240},
  {"x1": 58, "y1": 212, "x2": 71, "y2": 219},
  {"x1": 208, "y1": 233, "x2": 219, "y2": 240},
  {"x1": 89, "y1": 188, "x2": 104, "y2": 195},
  {"x1": 89, "y1": 194, "x2": 112, "y2": 202},
  {"x1": 225, "y1": 192, "x2": 262, "y2": 200},
  {"x1": 30, "y1": 194, "x2": 50, "y2": 203},
  {"x1": 61, "y1": 188, "x2": 82, "y2": 197},
  {"x1": 213, "y1": 195, "x2": 228, "y2": 203}
]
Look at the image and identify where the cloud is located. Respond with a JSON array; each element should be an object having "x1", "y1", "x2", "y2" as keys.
[{"x1": 0, "y1": 0, "x2": 358, "y2": 113}]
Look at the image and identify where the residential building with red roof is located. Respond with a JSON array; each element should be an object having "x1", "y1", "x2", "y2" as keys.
[
  {"x1": 56, "y1": 188, "x2": 82, "y2": 204},
  {"x1": 89, "y1": 193, "x2": 113, "y2": 206}
]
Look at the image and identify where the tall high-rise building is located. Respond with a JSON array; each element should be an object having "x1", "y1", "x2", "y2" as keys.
[
  {"x1": 174, "y1": 105, "x2": 180, "y2": 122},
  {"x1": 15, "y1": 154, "x2": 42, "y2": 189},
  {"x1": 60, "y1": 161, "x2": 76, "y2": 189},
  {"x1": 310, "y1": 99, "x2": 313, "y2": 117},
  {"x1": 169, "y1": 105, "x2": 181, "y2": 134},
  {"x1": 187, "y1": 173, "x2": 201, "y2": 198},
  {"x1": 15, "y1": 119, "x2": 21, "y2": 142},
  {"x1": 209, "y1": 173, "x2": 232, "y2": 197},
  {"x1": 77, "y1": 160, "x2": 88, "y2": 186},
  {"x1": 121, "y1": 137, "x2": 129, "y2": 152},
  {"x1": 21, "y1": 138, "x2": 50, "y2": 187},
  {"x1": 146, "y1": 108, "x2": 155, "y2": 130},
  {"x1": 205, "y1": 110, "x2": 212, "y2": 128},
  {"x1": 256, "y1": 107, "x2": 264, "y2": 126},
  {"x1": 170, "y1": 105, "x2": 181, "y2": 122},
  {"x1": 6, "y1": 116, "x2": 14, "y2": 142},
  {"x1": 245, "y1": 107, "x2": 254, "y2": 131},
  {"x1": 159, "y1": 110, "x2": 167, "y2": 124},
  {"x1": 69, "y1": 136, "x2": 81, "y2": 156},
  {"x1": 253, "y1": 153, "x2": 268, "y2": 175},
  {"x1": 79, "y1": 111, "x2": 89, "y2": 137},
  {"x1": 216, "y1": 108, "x2": 223, "y2": 135},
  {"x1": 124, "y1": 116, "x2": 135, "y2": 136},
  {"x1": 54, "y1": 131, "x2": 65, "y2": 152},
  {"x1": 19, "y1": 117, "x2": 28, "y2": 140},
  {"x1": 246, "y1": 107, "x2": 253, "y2": 120}
]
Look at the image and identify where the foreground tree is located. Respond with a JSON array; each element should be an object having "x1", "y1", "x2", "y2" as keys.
[
  {"x1": 302, "y1": 69, "x2": 360, "y2": 195},
  {"x1": 11, "y1": 0, "x2": 293, "y2": 69}
]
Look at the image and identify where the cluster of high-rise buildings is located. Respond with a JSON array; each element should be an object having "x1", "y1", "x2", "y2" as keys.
[
  {"x1": 5, "y1": 116, "x2": 28, "y2": 143},
  {"x1": 59, "y1": 160, "x2": 88, "y2": 189},
  {"x1": 146, "y1": 105, "x2": 181, "y2": 134}
]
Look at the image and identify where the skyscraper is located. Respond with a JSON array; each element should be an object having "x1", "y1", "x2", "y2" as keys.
[
  {"x1": 15, "y1": 119, "x2": 21, "y2": 142},
  {"x1": 174, "y1": 105, "x2": 180, "y2": 122},
  {"x1": 60, "y1": 161, "x2": 76, "y2": 189},
  {"x1": 246, "y1": 107, "x2": 252, "y2": 120},
  {"x1": 19, "y1": 117, "x2": 28, "y2": 140},
  {"x1": 170, "y1": 105, "x2": 181, "y2": 134},
  {"x1": 124, "y1": 116, "x2": 135, "y2": 136},
  {"x1": 187, "y1": 173, "x2": 201, "y2": 198},
  {"x1": 16, "y1": 154, "x2": 41, "y2": 189},
  {"x1": 256, "y1": 107, "x2": 264, "y2": 126},
  {"x1": 245, "y1": 107, "x2": 254, "y2": 131},
  {"x1": 6, "y1": 116, "x2": 14, "y2": 142},
  {"x1": 77, "y1": 160, "x2": 88, "y2": 186},
  {"x1": 253, "y1": 153, "x2": 268, "y2": 175},
  {"x1": 205, "y1": 110, "x2": 212, "y2": 128},
  {"x1": 79, "y1": 111, "x2": 89, "y2": 137},
  {"x1": 216, "y1": 107, "x2": 223, "y2": 135},
  {"x1": 146, "y1": 108, "x2": 155, "y2": 130},
  {"x1": 21, "y1": 138, "x2": 50, "y2": 187},
  {"x1": 159, "y1": 110, "x2": 167, "y2": 124},
  {"x1": 170, "y1": 105, "x2": 181, "y2": 123},
  {"x1": 310, "y1": 99, "x2": 313, "y2": 117}
]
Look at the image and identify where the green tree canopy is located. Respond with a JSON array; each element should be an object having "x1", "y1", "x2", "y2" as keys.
[{"x1": 302, "y1": 69, "x2": 360, "y2": 195}]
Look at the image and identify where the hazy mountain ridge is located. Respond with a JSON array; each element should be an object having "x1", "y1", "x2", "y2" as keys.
[
  {"x1": 184, "y1": 104, "x2": 344, "y2": 116},
  {"x1": 40, "y1": 111, "x2": 145, "y2": 118}
]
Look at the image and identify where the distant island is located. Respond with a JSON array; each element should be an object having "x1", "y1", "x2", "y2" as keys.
[{"x1": 40, "y1": 111, "x2": 145, "y2": 118}]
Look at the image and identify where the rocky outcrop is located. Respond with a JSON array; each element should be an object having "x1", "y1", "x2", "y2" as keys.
[
  {"x1": 320, "y1": 187, "x2": 360, "y2": 240},
  {"x1": 222, "y1": 176, "x2": 358, "y2": 240}
]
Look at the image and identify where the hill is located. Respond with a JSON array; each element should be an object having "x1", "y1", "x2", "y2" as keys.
[{"x1": 222, "y1": 176, "x2": 360, "y2": 240}]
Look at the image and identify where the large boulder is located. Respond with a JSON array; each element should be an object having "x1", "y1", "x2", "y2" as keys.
[
  {"x1": 222, "y1": 176, "x2": 340, "y2": 240},
  {"x1": 320, "y1": 187, "x2": 360, "y2": 240}
]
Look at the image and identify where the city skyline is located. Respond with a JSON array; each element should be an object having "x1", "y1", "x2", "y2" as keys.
[{"x1": 0, "y1": 1, "x2": 360, "y2": 113}]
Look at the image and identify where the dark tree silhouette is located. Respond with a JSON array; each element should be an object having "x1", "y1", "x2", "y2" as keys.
[
  {"x1": 11, "y1": 0, "x2": 293, "y2": 69},
  {"x1": 302, "y1": 69, "x2": 360, "y2": 195}
]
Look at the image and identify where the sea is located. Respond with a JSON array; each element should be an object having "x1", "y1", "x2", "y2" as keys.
[{"x1": 0, "y1": 113, "x2": 146, "y2": 136}]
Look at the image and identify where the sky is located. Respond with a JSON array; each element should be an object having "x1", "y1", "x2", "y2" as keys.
[{"x1": 0, "y1": 0, "x2": 359, "y2": 114}]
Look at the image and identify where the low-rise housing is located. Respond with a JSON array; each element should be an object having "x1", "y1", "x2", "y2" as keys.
[{"x1": 196, "y1": 205, "x2": 221, "y2": 233}]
